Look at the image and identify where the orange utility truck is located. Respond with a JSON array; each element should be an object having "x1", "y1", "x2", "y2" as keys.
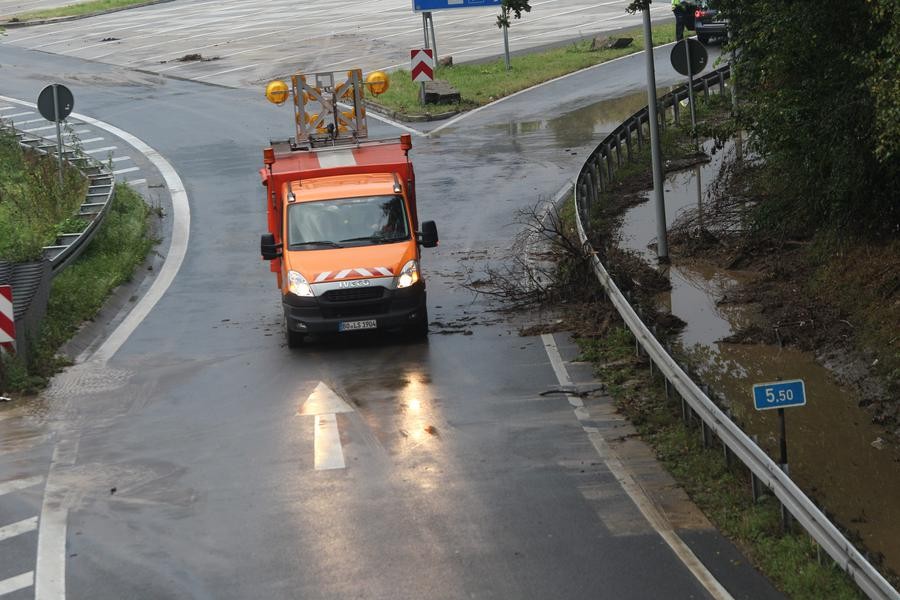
[{"x1": 259, "y1": 69, "x2": 438, "y2": 347}]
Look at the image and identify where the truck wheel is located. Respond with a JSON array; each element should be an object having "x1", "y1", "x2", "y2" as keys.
[
  {"x1": 409, "y1": 308, "x2": 429, "y2": 340},
  {"x1": 286, "y1": 324, "x2": 304, "y2": 348}
]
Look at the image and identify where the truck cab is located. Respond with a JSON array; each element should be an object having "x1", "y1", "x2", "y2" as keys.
[{"x1": 259, "y1": 70, "x2": 438, "y2": 347}]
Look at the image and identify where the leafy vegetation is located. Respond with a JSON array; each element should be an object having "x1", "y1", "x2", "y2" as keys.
[
  {"x1": 7, "y1": 0, "x2": 154, "y2": 21},
  {"x1": 719, "y1": 0, "x2": 899, "y2": 238},
  {"x1": 371, "y1": 23, "x2": 677, "y2": 116},
  {"x1": 0, "y1": 130, "x2": 86, "y2": 262},
  {"x1": 0, "y1": 184, "x2": 153, "y2": 392}
]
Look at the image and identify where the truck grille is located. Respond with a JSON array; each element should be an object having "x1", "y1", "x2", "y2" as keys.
[{"x1": 322, "y1": 287, "x2": 384, "y2": 302}]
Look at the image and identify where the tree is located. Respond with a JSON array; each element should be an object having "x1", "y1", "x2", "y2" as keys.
[
  {"x1": 496, "y1": 0, "x2": 532, "y2": 71},
  {"x1": 719, "y1": 0, "x2": 899, "y2": 238}
]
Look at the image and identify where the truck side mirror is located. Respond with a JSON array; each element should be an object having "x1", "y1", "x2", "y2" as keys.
[
  {"x1": 260, "y1": 233, "x2": 281, "y2": 260},
  {"x1": 419, "y1": 221, "x2": 439, "y2": 248}
]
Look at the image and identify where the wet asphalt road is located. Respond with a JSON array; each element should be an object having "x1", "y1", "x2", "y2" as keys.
[{"x1": 0, "y1": 41, "x2": 784, "y2": 599}]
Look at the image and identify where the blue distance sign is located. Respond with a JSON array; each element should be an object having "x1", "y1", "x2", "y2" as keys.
[
  {"x1": 752, "y1": 379, "x2": 806, "y2": 411},
  {"x1": 413, "y1": 0, "x2": 501, "y2": 12}
]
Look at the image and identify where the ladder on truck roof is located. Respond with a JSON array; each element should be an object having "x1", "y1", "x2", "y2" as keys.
[{"x1": 290, "y1": 69, "x2": 368, "y2": 149}]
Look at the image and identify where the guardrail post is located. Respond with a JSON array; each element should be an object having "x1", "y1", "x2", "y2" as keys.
[
  {"x1": 780, "y1": 463, "x2": 793, "y2": 533},
  {"x1": 750, "y1": 434, "x2": 762, "y2": 502},
  {"x1": 605, "y1": 146, "x2": 614, "y2": 182},
  {"x1": 673, "y1": 96, "x2": 680, "y2": 124},
  {"x1": 614, "y1": 135, "x2": 623, "y2": 167},
  {"x1": 718, "y1": 71, "x2": 725, "y2": 94},
  {"x1": 636, "y1": 116, "x2": 645, "y2": 150}
]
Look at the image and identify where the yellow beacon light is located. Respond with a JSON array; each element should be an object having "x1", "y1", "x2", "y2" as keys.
[
  {"x1": 265, "y1": 80, "x2": 290, "y2": 105},
  {"x1": 365, "y1": 71, "x2": 390, "y2": 96}
]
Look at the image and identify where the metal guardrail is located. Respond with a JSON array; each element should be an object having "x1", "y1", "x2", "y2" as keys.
[
  {"x1": 572, "y1": 65, "x2": 899, "y2": 600},
  {"x1": 0, "y1": 119, "x2": 116, "y2": 276}
]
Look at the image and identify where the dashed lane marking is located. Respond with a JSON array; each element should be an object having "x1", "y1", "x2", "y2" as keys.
[
  {"x1": 540, "y1": 333, "x2": 735, "y2": 600},
  {"x1": 84, "y1": 145, "x2": 118, "y2": 154},
  {"x1": 0, "y1": 475, "x2": 43, "y2": 497},
  {"x1": 0, "y1": 572, "x2": 34, "y2": 596},
  {"x1": 0, "y1": 516, "x2": 39, "y2": 542},
  {"x1": 112, "y1": 166, "x2": 140, "y2": 175}
]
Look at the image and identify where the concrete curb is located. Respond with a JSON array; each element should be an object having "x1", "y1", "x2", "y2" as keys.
[
  {"x1": 364, "y1": 99, "x2": 459, "y2": 124},
  {"x1": 0, "y1": 0, "x2": 174, "y2": 28}
]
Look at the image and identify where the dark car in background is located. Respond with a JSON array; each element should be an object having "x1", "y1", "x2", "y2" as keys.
[{"x1": 694, "y1": 1, "x2": 728, "y2": 44}]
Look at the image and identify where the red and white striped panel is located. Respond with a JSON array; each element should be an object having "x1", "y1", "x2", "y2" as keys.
[
  {"x1": 314, "y1": 267, "x2": 393, "y2": 283},
  {"x1": 0, "y1": 285, "x2": 15, "y2": 354}
]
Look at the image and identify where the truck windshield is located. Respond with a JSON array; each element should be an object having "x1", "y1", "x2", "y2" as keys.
[{"x1": 286, "y1": 194, "x2": 410, "y2": 249}]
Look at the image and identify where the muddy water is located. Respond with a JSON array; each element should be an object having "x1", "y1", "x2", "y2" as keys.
[
  {"x1": 486, "y1": 87, "x2": 675, "y2": 150},
  {"x1": 617, "y1": 140, "x2": 900, "y2": 574}
]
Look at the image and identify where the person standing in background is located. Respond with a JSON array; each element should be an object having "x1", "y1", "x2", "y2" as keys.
[{"x1": 672, "y1": 0, "x2": 689, "y2": 40}]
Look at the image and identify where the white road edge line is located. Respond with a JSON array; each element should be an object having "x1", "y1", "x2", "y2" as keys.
[
  {"x1": 35, "y1": 438, "x2": 78, "y2": 600},
  {"x1": 540, "y1": 333, "x2": 735, "y2": 600},
  {"x1": 0, "y1": 516, "x2": 39, "y2": 542},
  {"x1": 427, "y1": 40, "x2": 679, "y2": 137},
  {"x1": 0, "y1": 571, "x2": 34, "y2": 595}
]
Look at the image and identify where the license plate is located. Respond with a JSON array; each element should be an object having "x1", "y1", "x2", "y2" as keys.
[{"x1": 339, "y1": 319, "x2": 377, "y2": 332}]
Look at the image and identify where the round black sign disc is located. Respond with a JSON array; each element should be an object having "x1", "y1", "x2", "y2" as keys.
[
  {"x1": 37, "y1": 84, "x2": 74, "y2": 122},
  {"x1": 670, "y1": 39, "x2": 708, "y2": 77}
]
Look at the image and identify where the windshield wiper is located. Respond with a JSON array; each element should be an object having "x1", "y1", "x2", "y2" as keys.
[
  {"x1": 289, "y1": 240, "x2": 343, "y2": 248},
  {"x1": 339, "y1": 235, "x2": 403, "y2": 244}
]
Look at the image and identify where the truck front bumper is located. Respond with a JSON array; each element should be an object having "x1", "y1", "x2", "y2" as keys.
[{"x1": 283, "y1": 282, "x2": 426, "y2": 334}]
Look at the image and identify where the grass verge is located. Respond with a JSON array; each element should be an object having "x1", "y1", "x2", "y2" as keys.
[
  {"x1": 8, "y1": 0, "x2": 153, "y2": 21},
  {"x1": 574, "y1": 327, "x2": 862, "y2": 599},
  {"x1": 1, "y1": 184, "x2": 154, "y2": 392},
  {"x1": 372, "y1": 23, "x2": 677, "y2": 117},
  {"x1": 0, "y1": 129, "x2": 87, "y2": 262}
]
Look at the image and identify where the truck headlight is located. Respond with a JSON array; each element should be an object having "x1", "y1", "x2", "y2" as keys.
[
  {"x1": 396, "y1": 260, "x2": 419, "y2": 289},
  {"x1": 288, "y1": 270, "x2": 314, "y2": 297}
]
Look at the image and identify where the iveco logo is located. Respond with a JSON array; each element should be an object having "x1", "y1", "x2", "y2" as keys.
[{"x1": 339, "y1": 279, "x2": 371, "y2": 288}]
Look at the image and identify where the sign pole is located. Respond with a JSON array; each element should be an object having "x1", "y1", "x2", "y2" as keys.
[
  {"x1": 52, "y1": 84, "x2": 64, "y2": 188},
  {"x1": 685, "y1": 40, "x2": 697, "y2": 137},
  {"x1": 642, "y1": 3, "x2": 668, "y2": 262},
  {"x1": 777, "y1": 406, "x2": 793, "y2": 531},
  {"x1": 428, "y1": 13, "x2": 438, "y2": 66}
]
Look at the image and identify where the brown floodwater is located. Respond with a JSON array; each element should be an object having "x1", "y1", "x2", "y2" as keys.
[{"x1": 617, "y1": 139, "x2": 900, "y2": 575}]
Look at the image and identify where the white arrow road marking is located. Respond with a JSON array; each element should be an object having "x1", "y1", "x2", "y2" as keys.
[
  {"x1": 0, "y1": 571, "x2": 34, "y2": 595},
  {"x1": 314, "y1": 414, "x2": 345, "y2": 471},
  {"x1": 298, "y1": 382, "x2": 354, "y2": 471}
]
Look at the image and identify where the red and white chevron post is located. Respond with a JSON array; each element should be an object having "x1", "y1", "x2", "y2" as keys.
[
  {"x1": 410, "y1": 48, "x2": 434, "y2": 83},
  {"x1": 0, "y1": 285, "x2": 14, "y2": 354}
]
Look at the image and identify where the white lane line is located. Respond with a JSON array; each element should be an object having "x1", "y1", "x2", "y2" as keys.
[
  {"x1": 84, "y1": 145, "x2": 118, "y2": 154},
  {"x1": 71, "y1": 113, "x2": 191, "y2": 363},
  {"x1": 113, "y1": 166, "x2": 140, "y2": 175},
  {"x1": 540, "y1": 334, "x2": 734, "y2": 600},
  {"x1": 0, "y1": 516, "x2": 38, "y2": 542},
  {"x1": 314, "y1": 414, "x2": 345, "y2": 471},
  {"x1": 75, "y1": 137, "x2": 104, "y2": 145},
  {"x1": 0, "y1": 106, "x2": 15, "y2": 112},
  {"x1": 35, "y1": 437, "x2": 78, "y2": 600},
  {"x1": 5, "y1": 111, "x2": 33, "y2": 118},
  {"x1": 14, "y1": 117, "x2": 46, "y2": 125},
  {"x1": 23, "y1": 124, "x2": 57, "y2": 133},
  {"x1": 0, "y1": 475, "x2": 43, "y2": 497},
  {"x1": 427, "y1": 38, "x2": 678, "y2": 137},
  {"x1": 194, "y1": 63, "x2": 261, "y2": 80},
  {"x1": 0, "y1": 571, "x2": 34, "y2": 596},
  {"x1": 109, "y1": 156, "x2": 131, "y2": 163}
]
